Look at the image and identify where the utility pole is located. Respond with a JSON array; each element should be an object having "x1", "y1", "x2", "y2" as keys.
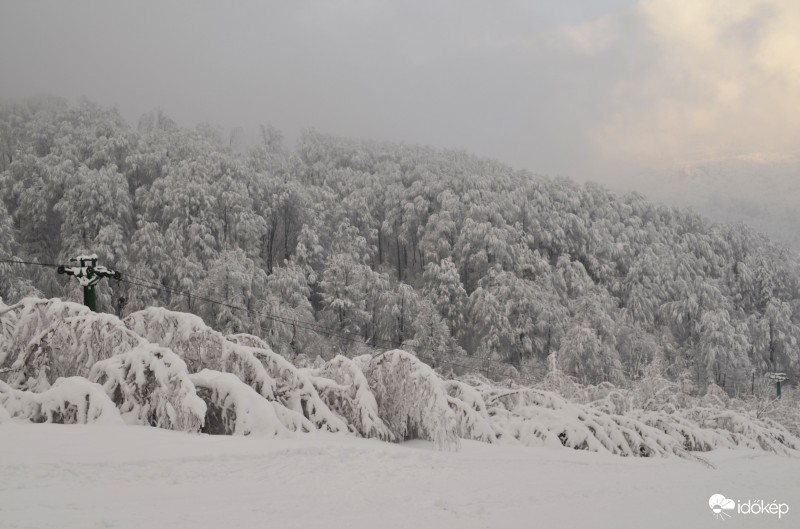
[
  {"x1": 767, "y1": 372, "x2": 787, "y2": 400},
  {"x1": 57, "y1": 254, "x2": 121, "y2": 312}
]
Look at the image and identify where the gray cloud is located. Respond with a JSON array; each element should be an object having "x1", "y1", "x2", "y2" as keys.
[{"x1": 1, "y1": 0, "x2": 796, "y2": 204}]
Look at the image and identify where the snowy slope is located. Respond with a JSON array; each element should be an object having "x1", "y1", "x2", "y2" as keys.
[{"x1": 1, "y1": 424, "x2": 797, "y2": 529}]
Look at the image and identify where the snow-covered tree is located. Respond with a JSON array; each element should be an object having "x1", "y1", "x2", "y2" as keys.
[
  {"x1": 197, "y1": 248, "x2": 266, "y2": 334},
  {"x1": 752, "y1": 298, "x2": 799, "y2": 374},
  {"x1": 405, "y1": 298, "x2": 460, "y2": 365},
  {"x1": 124, "y1": 307, "x2": 278, "y2": 401},
  {"x1": 558, "y1": 325, "x2": 621, "y2": 386},
  {"x1": 1, "y1": 298, "x2": 90, "y2": 374},
  {"x1": 190, "y1": 369, "x2": 290, "y2": 436},
  {"x1": 365, "y1": 350, "x2": 459, "y2": 450},
  {"x1": 260, "y1": 262, "x2": 314, "y2": 354},
  {"x1": 123, "y1": 221, "x2": 173, "y2": 312},
  {"x1": 444, "y1": 380, "x2": 497, "y2": 443},
  {"x1": 697, "y1": 309, "x2": 749, "y2": 389},
  {"x1": 319, "y1": 252, "x2": 371, "y2": 337},
  {"x1": 226, "y1": 333, "x2": 348, "y2": 433},
  {"x1": 422, "y1": 257, "x2": 467, "y2": 335},
  {"x1": 89, "y1": 344, "x2": 206, "y2": 432},
  {"x1": 9, "y1": 312, "x2": 143, "y2": 391},
  {"x1": 313, "y1": 355, "x2": 393, "y2": 441},
  {"x1": 0, "y1": 377, "x2": 123, "y2": 425}
]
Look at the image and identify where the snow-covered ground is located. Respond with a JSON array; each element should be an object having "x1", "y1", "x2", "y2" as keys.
[{"x1": 1, "y1": 425, "x2": 797, "y2": 529}]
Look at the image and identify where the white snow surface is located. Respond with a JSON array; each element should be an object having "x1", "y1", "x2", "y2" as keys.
[{"x1": 1, "y1": 424, "x2": 798, "y2": 529}]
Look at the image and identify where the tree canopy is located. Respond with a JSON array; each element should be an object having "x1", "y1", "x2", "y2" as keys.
[{"x1": 1, "y1": 97, "x2": 799, "y2": 393}]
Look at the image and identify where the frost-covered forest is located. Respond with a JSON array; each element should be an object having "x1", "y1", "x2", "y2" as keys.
[
  {"x1": 1, "y1": 96, "x2": 799, "y2": 397},
  {"x1": 2, "y1": 297, "x2": 800, "y2": 460}
]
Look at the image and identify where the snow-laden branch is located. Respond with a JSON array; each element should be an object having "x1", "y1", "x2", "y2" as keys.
[
  {"x1": 366, "y1": 349, "x2": 459, "y2": 450},
  {"x1": 125, "y1": 308, "x2": 278, "y2": 400},
  {"x1": 190, "y1": 369, "x2": 291, "y2": 437},
  {"x1": 0, "y1": 377, "x2": 123, "y2": 425},
  {"x1": 9, "y1": 313, "x2": 143, "y2": 391},
  {"x1": 312, "y1": 355, "x2": 394, "y2": 441},
  {"x1": 444, "y1": 380, "x2": 497, "y2": 443},
  {"x1": 1, "y1": 298, "x2": 89, "y2": 370},
  {"x1": 89, "y1": 344, "x2": 206, "y2": 432}
]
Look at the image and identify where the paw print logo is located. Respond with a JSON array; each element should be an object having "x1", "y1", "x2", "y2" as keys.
[{"x1": 709, "y1": 494, "x2": 736, "y2": 520}]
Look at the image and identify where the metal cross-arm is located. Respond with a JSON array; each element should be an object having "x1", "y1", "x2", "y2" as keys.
[{"x1": 57, "y1": 254, "x2": 121, "y2": 311}]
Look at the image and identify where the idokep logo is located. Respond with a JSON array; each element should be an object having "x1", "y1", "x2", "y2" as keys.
[
  {"x1": 709, "y1": 493, "x2": 790, "y2": 521},
  {"x1": 709, "y1": 494, "x2": 736, "y2": 520}
]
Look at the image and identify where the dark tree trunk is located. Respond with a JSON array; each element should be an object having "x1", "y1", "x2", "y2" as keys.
[
  {"x1": 396, "y1": 236, "x2": 403, "y2": 281},
  {"x1": 263, "y1": 227, "x2": 277, "y2": 274},
  {"x1": 378, "y1": 227, "x2": 383, "y2": 265}
]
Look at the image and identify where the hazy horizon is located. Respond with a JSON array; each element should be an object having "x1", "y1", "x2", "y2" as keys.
[{"x1": 2, "y1": 0, "x2": 799, "y2": 246}]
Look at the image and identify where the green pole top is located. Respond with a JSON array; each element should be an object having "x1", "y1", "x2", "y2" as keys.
[{"x1": 57, "y1": 254, "x2": 121, "y2": 312}]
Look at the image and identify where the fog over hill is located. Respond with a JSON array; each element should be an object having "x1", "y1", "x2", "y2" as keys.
[{"x1": 605, "y1": 156, "x2": 800, "y2": 251}]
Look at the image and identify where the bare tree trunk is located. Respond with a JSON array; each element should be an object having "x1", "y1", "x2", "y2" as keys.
[
  {"x1": 396, "y1": 236, "x2": 403, "y2": 281},
  {"x1": 378, "y1": 227, "x2": 383, "y2": 265},
  {"x1": 283, "y1": 202, "x2": 292, "y2": 262},
  {"x1": 263, "y1": 228, "x2": 277, "y2": 274},
  {"x1": 398, "y1": 291, "x2": 405, "y2": 346}
]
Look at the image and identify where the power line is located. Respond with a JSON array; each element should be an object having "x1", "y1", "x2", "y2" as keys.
[
  {"x1": 121, "y1": 271, "x2": 387, "y2": 343},
  {"x1": 0, "y1": 257, "x2": 61, "y2": 268},
  {"x1": 122, "y1": 272, "x2": 441, "y2": 353},
  {"x1": 123, "y1": 272, "x2": 344, "y2": 336},
  {"x1": 119, "y1": 275, "x2": 537, "y2": 384},
  {"x1": 118, "y1": 276, "x2": 370, "y2": 345},
  {"x1": 121, "y1": 275, "x2": 407, "y2": 351},
  {"x1": 3, "y1": 256, "x2": 540, "y2": 385}
]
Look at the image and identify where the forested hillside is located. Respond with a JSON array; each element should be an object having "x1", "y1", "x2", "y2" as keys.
[{"x1": 1, "y1": 97, "x2": 798, "y2": 393}]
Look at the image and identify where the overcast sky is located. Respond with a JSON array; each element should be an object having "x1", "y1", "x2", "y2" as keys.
[{"x1": 1, "y1": 0, "x2": 799, "y2": 197}]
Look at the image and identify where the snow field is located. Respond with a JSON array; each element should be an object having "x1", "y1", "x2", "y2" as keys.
[{"x1": 1, "y1": 424, "x2": 798, "y2": 529}]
